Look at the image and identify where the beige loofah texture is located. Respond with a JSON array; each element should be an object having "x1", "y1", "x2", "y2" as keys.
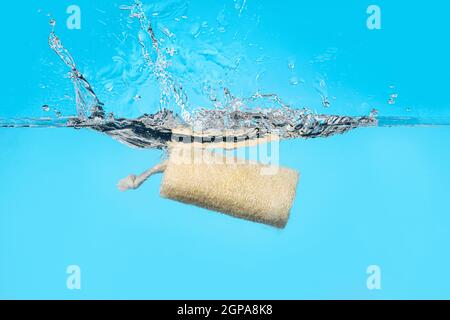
[{"x1": 160, "y1": 146, "x2": 300, "y2": 228}]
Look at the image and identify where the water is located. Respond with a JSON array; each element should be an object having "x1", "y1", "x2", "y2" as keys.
[
  {"x1": 2, "y1": 0, "x2": 448, "y2": 151},
  {"x1": 1, "y1": 0, "x2": 450, "y2": 299},
  {"x1": 0, "y1": 0, "x2": 383, "y2": 149}
]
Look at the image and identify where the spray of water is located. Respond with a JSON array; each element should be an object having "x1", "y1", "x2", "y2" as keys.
[
  {"x1": 48, "y1": 19, "x2": 105, "y2": 120},
  {"x1": 3, "y1": 0, "x2": 445, "y2": 150}
]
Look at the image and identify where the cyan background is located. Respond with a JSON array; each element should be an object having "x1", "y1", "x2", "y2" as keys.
[{"x1": 1, "y1": 0, "x2": 450, "y2": 299}]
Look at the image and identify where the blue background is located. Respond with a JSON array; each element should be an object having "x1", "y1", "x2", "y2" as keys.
[{"x1": 1, "y1": 0, "x2": 450, "y2": 299}]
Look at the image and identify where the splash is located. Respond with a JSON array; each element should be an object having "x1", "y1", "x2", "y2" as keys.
[
  {"x1": 5, "y1": 0, "x2": 440, "y2": 150},
  {"x1": 120, "y1": 1, "x2": 191, "y2": 122},
  {"x1": 48, "y1": 19, "x2": 105, "y2": 120}
]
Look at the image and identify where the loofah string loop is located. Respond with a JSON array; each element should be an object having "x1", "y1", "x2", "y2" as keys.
[{"x1": 117, "y1": 160, "x2": 168, "y2": 192}]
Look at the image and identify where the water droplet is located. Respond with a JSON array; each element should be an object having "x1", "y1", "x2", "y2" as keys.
[
  {"x1": 388, "y1": 93, "x2": 398, "y2": 105},
  {"x1": 322, "y1": 97, "x2": 331, "y2": 108},
  {"x1": 105, "y1": 83, "x2": 114, "y2": 92},
  {"x1": 319, "y1": 79, "x2": 327, "y2": 89},
  {"x1": 161, "y1": 26, "x2": 174, "y2": 38},
  {"x1": 134, "y1": 94, "x2": 142, "y2": 101},
  {"x1": 190, "y1": 23, "x2": 200, "y2": 36},
  {"x1": 119, "y1": 5, "x2": 133, "y2": 10},
  {"x1": 289, "y1": 77, "x2": 299, "y2": 86},
  {"x1": 54, "y1": 110, "x2": 62, "y2": 118},
  {"x1": 42, "y1": 105, "x2": 50, "y2": 112},
  {"x1": 209, "y1": 94, "x2": 217, "y2": 102},
  {"x1": 49, "y1": 19, "x2": 56, "y2": 27},
  {"x1": 255, "y1": 71, "x2": 265, "y2": 82},
  {"x1": 166, "y1": 47, "x2": 175, "y2": 56}
]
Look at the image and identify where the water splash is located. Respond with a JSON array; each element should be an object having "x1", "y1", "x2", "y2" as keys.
[
  {"x1": 0, "y1": 109, "x2": 377, "y2": 149},
  {"x1": 4, "y1": 0, "x2": 445, "y2": 150},
  {"x1": 120, "y1": 0, "x2": 191, "y2": 122},
  {"x1": 314, "y1": 77, "x2": 331, "y2": 108},
  {"x1": 48, "y1": 19, "x2": 105, "y2": 120}
]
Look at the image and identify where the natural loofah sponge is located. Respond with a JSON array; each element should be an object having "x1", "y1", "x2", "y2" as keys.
[{"x1": 159, "y1": 146, "x2": 299, "y2": 228}]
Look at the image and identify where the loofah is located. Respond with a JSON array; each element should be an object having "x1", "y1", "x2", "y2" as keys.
[
  {"x1": 160, "y1": 146, "x2": 299, "y2": 228},
  {"x1": 118, "y1": 145, "x2": 299, "y2": 228}
]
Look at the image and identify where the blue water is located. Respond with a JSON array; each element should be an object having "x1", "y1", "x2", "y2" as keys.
[{"x1": 1, "y1": 0, "x2": 450, "y2": 299}]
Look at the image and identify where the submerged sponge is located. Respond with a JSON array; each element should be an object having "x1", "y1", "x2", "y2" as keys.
[{"x1": 159, "y1": 146, "x2": 299, "y2": 228}]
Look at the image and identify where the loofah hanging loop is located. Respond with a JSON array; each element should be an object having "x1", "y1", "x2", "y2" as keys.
[{"x1": 117, "y1": 160, "x2": 168, "y2": 192}]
